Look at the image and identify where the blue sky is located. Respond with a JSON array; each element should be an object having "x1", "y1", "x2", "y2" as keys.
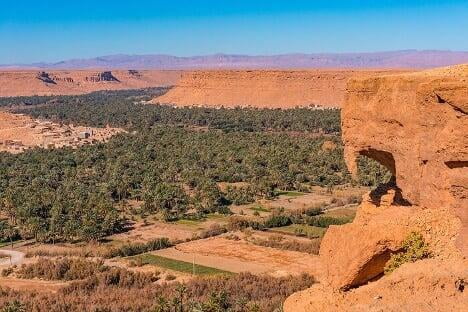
[{"x1": 1, "y1": 0, "x2": 467, "y2": 64}]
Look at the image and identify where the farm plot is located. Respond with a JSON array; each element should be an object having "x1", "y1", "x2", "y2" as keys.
[
  {"x1": 152, "y1": 237, "x2": 322, "y2": 278},
  {"x1": 129, "y1": 253, "x2": 233, "y2": 276}
]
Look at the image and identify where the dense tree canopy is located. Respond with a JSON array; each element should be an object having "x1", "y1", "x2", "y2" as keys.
[
  {"x1": 5, "y1": 88, "x2": 341, "y2": 134},
  {"x1": 0, "y1": 89, "x2": 389, "y2": 242}
]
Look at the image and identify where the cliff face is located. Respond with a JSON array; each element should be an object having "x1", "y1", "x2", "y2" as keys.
[
  {"x1": 343, "y1": 65, "x2": 468, "y2": 255},
  {"x1": 152, "y1": 69, "x2": 409, "y2": 108},
  {"x1": 0, "y1": 70, "x2": 182, "y2": 97},
  {"x1": 284, "y1": 65, "x2": 468, "y2": 311}
]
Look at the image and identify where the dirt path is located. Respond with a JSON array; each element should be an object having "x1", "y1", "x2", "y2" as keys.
[{"x1": 0, "y1": 249, "x2": 25, "y2": 266}]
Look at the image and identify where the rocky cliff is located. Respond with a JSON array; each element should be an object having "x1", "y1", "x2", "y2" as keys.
[
  {"x1": 0, "y1": 70, "x2": 182, "y2": 97},
  {"x1": 284, "y1": 65, "x2": 468, "y2": 311},
  {"x1": 152, "y1": 69, "x2": 409, "y2": 108}
]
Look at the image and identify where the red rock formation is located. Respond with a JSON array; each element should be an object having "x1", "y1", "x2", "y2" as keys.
[
  {"x1": 152, "y1": 69, "x2": 410, "y2": 108},
  {"x1": 285, "y1": 65, "x2": 468, "y2": 311},
  {"x1": 343, "y1": 64, "x2": 468, "y2": 255},
  {"x1": 36, "y1": 71, "x2": 56, "y2": 84},
  {"x1": 85, "y1": 71, "x2": 120, "y2": 82},
  {"x1": 0, "y1": 70, "x2": 182, "y2": 97}
]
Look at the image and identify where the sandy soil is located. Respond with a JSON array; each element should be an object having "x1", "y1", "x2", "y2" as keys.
[
  {"x1": 0, "y1": 111, "x2": 123, "y2": 153},
  {"x1": 0, "y1": 277, "x2": 68, "y2": 293},
  {"x1": 153, "y1": 237, "x2": 322, "y2": 278}
]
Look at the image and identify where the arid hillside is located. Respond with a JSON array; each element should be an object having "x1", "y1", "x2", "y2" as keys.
[
  {"x1": 285, "y1": 64, "x2": 468, "y2": 311},
  {"x1": 152, "y1": 69, "x2": 411, "y2": 108},
  {"x1": 0, "y1": 70, "x2": 181, "y2": 97},
  {"x1": 0, "y1": 111, "x2": 123, "y2": 153}
]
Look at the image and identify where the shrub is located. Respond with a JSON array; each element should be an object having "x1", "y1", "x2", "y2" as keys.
[
  {"x1": 62, "y1": 267, "x2": 159, "y2": 293},
  {"x1": 0, "y1": 300, "x2": 26, "y2": 312},
  {"x1": 306, "y1": 215, "x2": 351, "y2": 228},
  {"x1": 103, "y1": 237, "x2": 172, "y2": 258},
  {"x1": 264, "y1": 215, "x2": 292, "y2": 228},
  {"x1": 384, "y1": 232, "x2": 431, "y2": 274},
  {"x1": 165, "y1": 274, "x2": 177, "y2": 281},
  {"x1": 1, "y1": 268, "x2": 13, "y2": 277},
  {"x1": 303, "y1": 207, "x2": 323, "y2": 217},
  {"x1": 227, "y1": 216, "x2": 253, "y2": 231},
  {"x1": 17, "y1": 258, "x2": 107, "y2": 281},
  {"x1": 198, "y1": 224, "x2": 228, "y2": 239},
  {"x1": 248, "y1": 235, "x2": 321, "y2": 255}
]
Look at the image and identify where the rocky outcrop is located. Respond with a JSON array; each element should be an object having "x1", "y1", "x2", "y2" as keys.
[
  {"x1": 285, "y1": 258, "x2": 468, "y2": 312},
  {"x1": 343, "y1": 64, "x2": 468, "y2": 256},
  {"x1": 0, "y1": 70, "x2": 182, "y2": 96},
  {"x1": 152, "y1": 69, "x2": 409, "y2": 108},
  {"x1": 51, "y1": 75, "x2": 74, "y2": 83},
  {"x1": 285, "y1": 65, "x2": 468, "y2": 311},
  {"x1": 128, "y1": 69, "x2": 142, "y2": 77},
  {"x1": 36, "y1": 71, "x2": 56, "y2": 84},
  {"x1": 85, "y1": 71, "x2": 120, "y2": 82},
  {"x1": 320, "y1": 189, "x2": 414, "y2": 290}
]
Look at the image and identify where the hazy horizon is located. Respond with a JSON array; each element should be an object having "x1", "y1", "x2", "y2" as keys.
[{"x1": 1, "y1": 1, "x2": 467, "y2": 64}]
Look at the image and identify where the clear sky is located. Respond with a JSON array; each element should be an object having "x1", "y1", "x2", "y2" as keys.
[{"x1": 1, "y1": 0, "x2": 467, "y2": 64}]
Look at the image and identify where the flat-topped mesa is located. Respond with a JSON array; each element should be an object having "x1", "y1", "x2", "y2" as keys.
[
  {"x1": 0, "y1": 70, "x2": 182, "y2": 97},
  {"x1": 343, "y1": 64, "x2": 468, "y2": 256},
  {"x1": 85, "y1": 71, "x2": 120, "y2": 82},
  {"x1": 152, "y1": 69, "x2": 410, "y2": 108}
]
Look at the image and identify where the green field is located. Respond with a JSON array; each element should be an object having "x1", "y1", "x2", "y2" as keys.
[
  {"x1": 276, "y1": 190, "x2": 306, "y2": 197},
  {"x1": 249, "y1": 205, "x2": 270, "y2": 213},
  {"x1": 175, "y1": 219, "x2": 203, "y2": 227},
  {"x1": 131, "y1": 254, "x2": 233, "y2": 276},
  {"x1": 272, "y1": 224, "x2": 326, "y2": 239}
]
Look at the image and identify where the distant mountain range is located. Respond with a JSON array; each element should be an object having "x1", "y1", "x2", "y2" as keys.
[{"x1": 3, "y1": 50, "x2": 468, "y2": 69}]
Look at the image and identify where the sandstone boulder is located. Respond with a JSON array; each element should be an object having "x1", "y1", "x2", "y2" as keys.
[{"x1": 320, "y1": 190, "x2": 414, "y2": 290}]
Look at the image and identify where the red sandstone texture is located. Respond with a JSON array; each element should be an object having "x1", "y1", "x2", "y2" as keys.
[
  {"x1": 343, "y1": 64, "x2": 468, "y2": 256},
  {"x1": 0, "y1": 70, "x2": 181, "y2": 97},
  {"x1": 285, "y1": 65, "x2": 468, "y2": 311},
  {"x1": 152, "y1": 69, "x2": 410, "y2": 108}
]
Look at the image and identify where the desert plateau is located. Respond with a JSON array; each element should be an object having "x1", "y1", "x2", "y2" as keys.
[
  {"x1": 152, "y1": 69, "x2": 411, "y2": 108},
  {"x1": 0, "y1": 2, "x2": 467, "y2": 312},
  {"x1": 0, "y1": 70, "x2": 181, "y2": 97}
]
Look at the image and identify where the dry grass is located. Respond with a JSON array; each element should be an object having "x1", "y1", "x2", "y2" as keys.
[{"x1": 0, "y1": 272, "x2": 314, "y2": 312}]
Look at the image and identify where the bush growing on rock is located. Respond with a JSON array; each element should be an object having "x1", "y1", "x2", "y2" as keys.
[{"x1": 384, "y1": 232, "x2": 431, "y2": 274}]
